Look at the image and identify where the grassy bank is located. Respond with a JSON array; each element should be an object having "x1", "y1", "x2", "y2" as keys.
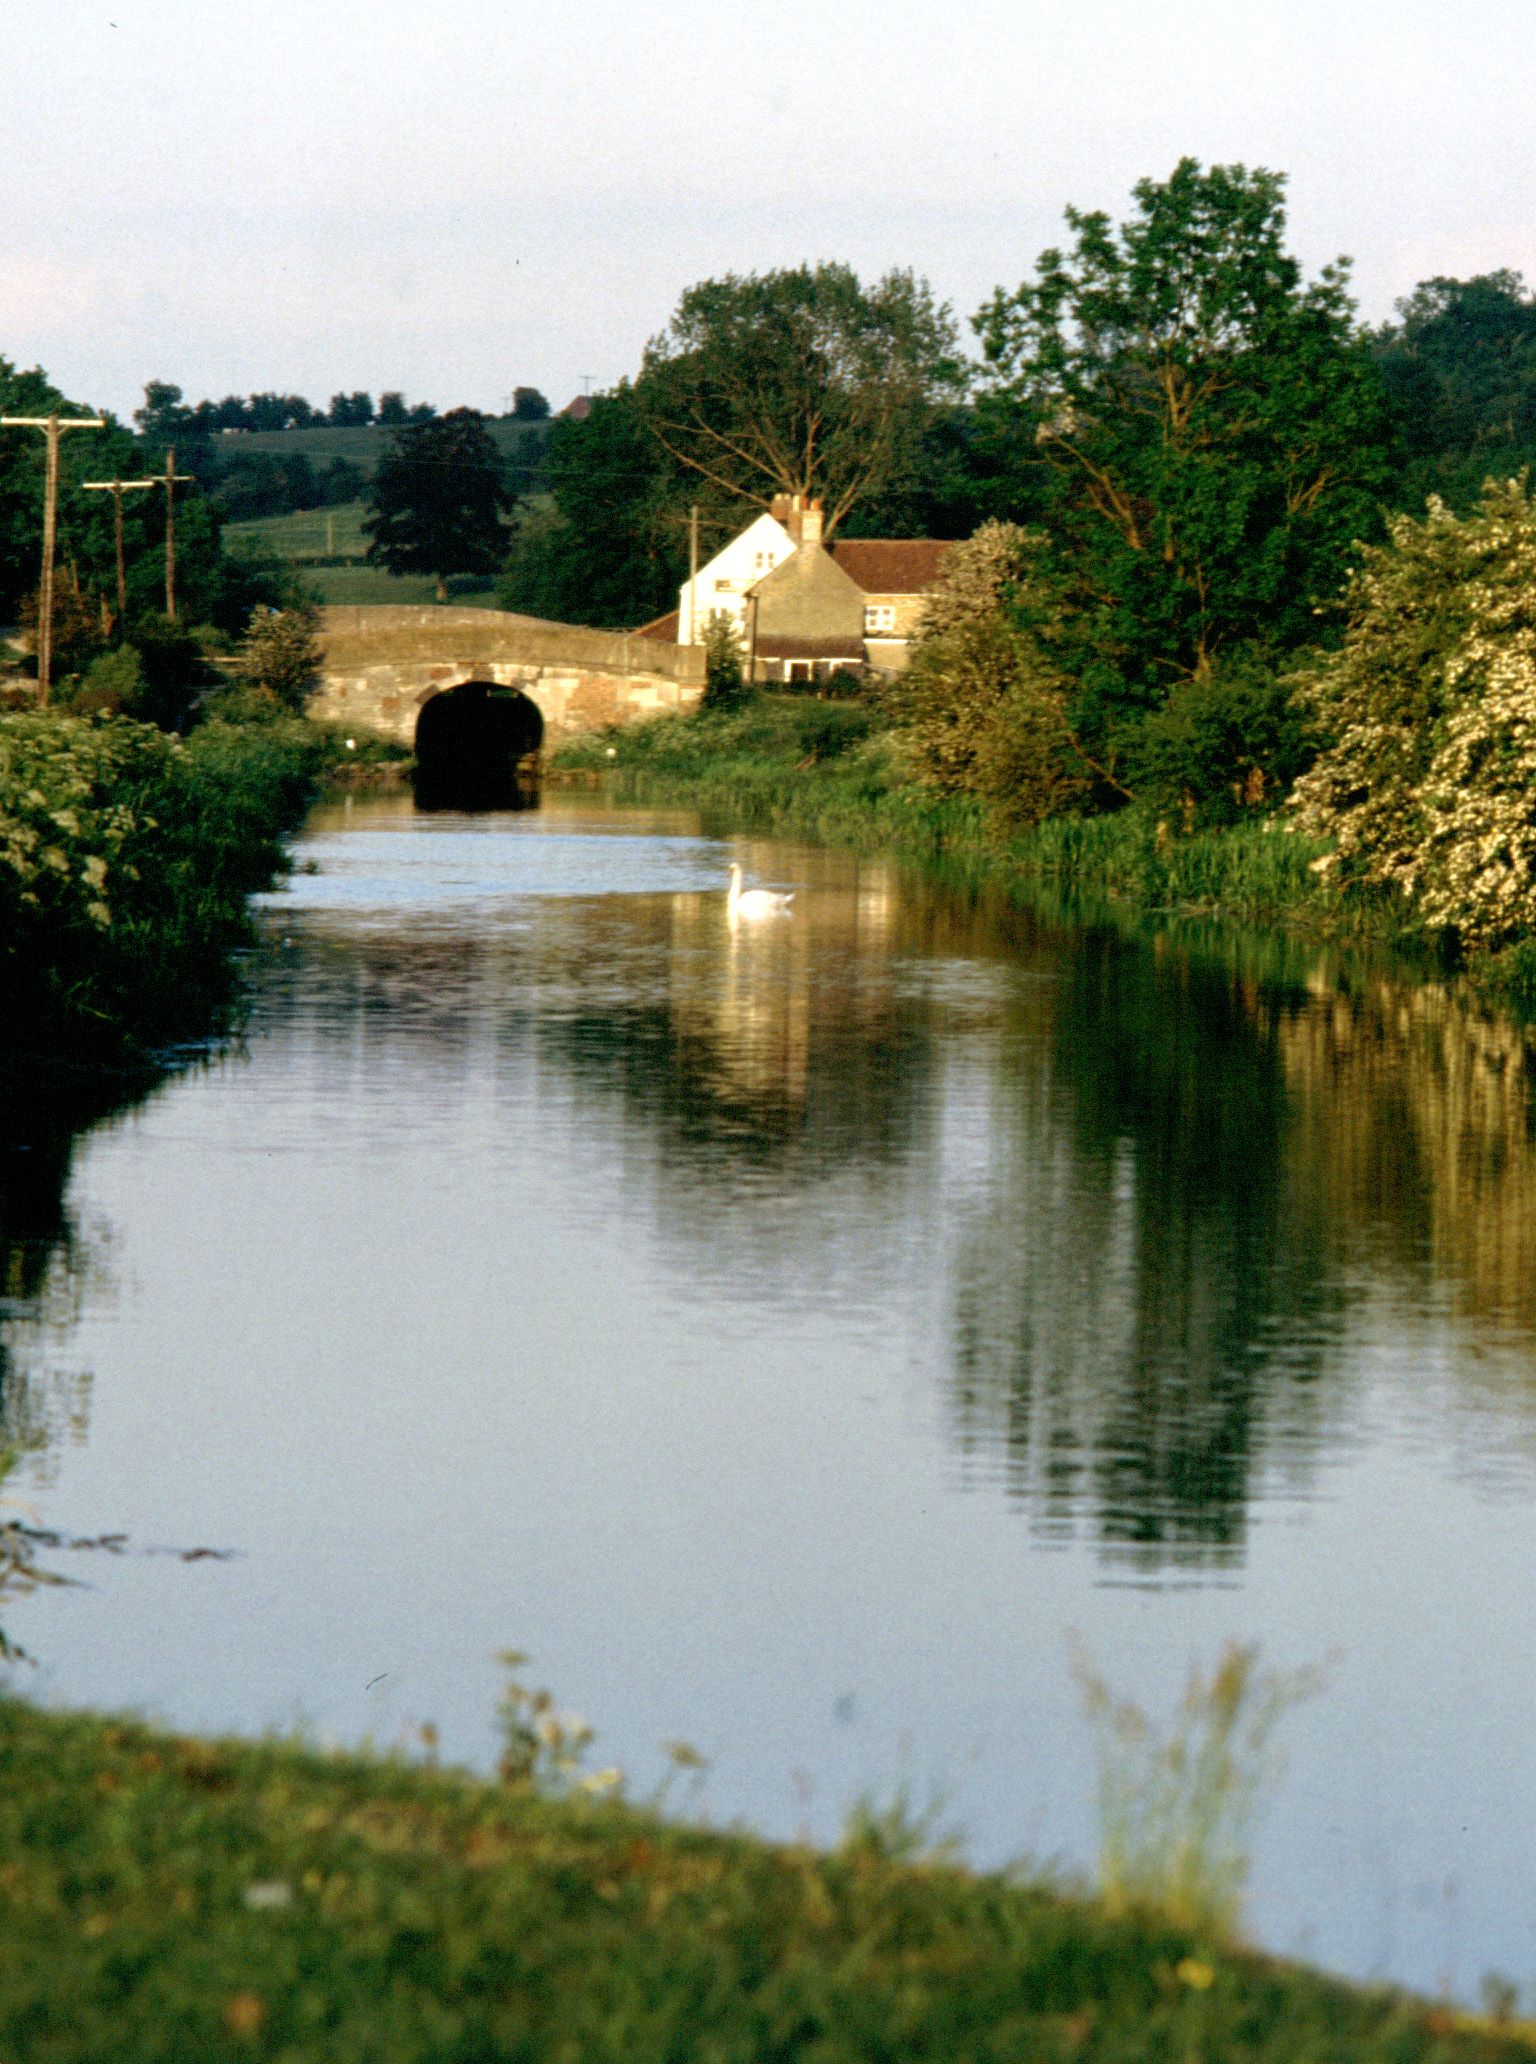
[
  {"x1": 1, "y1": 1696, "x2": 1529, "y2": 2064},
  {"x1": 552, "y1": 696, "x2": 1360, "y2": 938},
  {"x1": 0, "y1": 711, "x2": 333, "y2": 1060}
]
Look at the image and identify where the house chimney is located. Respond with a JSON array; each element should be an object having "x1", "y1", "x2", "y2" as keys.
[
  {"x1": 799, "y1": 498, "x2": 824, "y2": 548},
  {"x1": 770, "y1": 493, "x2": 792, "y2": 527}
]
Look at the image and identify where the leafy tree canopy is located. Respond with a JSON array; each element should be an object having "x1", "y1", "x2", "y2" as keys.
[
  {"x1": 238, "y1": 603, "x2": 322, "y2": 711},
  {"x1": 1, "y1": 360, "x2": 283, "y2": 638},
  {"x1": 364, "y1": 407, "x2": 515, "y2": 599},
  {"x1": 498, "y1": 386, "x2": 688, "y2": 628},
  {"x1": 1291, "y1": 478, "x2": 1536, "y2": 952},
  {"x1": 634, "y1": 263, "x2": 964, "y2": 535},
  {"x1": 889, "y1": 521, "x2": 1095, "y2": 826},
  {"x1": 1372, "y1": 271, "x2": 1536, "y2": 509},
  {"x1": 134, "y1": 380, "x2": 192, "y2": 439},
  {"x1": 973, "y1": 159, "x2": 1390, "y2": 768},
  {"x1": 0, "y1": 357, "x2": 77, "y2": 615}
]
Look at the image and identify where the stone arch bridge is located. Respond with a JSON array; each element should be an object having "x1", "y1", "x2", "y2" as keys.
[{"x1": 310, "y1": 606, "x2": 704, "y2": 752}]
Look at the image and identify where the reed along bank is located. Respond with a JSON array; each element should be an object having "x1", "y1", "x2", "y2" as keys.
[{"x1": 551, "y1": 695, "x2": 1355, "y2": 936}]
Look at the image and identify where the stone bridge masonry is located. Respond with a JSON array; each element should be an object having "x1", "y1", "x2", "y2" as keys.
[{"x1": 310, "y1": 606, "x2": 705, "y2": 748}]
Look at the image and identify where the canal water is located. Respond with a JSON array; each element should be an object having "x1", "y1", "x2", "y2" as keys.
[{"x1": 5, "y1": 790, "x2": 1536, "y2": 1998}]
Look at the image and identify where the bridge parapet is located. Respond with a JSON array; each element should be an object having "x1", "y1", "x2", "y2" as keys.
[{"x1": 312, "y1": 605, "x2": 703, "y2": 746}]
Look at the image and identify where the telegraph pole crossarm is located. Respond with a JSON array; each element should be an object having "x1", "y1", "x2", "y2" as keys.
[
  {"x1": 82, "y1": 477, "x2": 157, "y2": 627},
  {"x1": 1, "y1": 413, "x2": 107, "y2": 705}
]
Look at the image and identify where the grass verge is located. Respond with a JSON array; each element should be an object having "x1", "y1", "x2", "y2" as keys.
[{"x1": 2, "y1": 1696, "x2": 1531, "y2": 2064}]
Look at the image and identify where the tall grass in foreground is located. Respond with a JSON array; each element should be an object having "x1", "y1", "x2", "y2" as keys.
[{"x1": 1074, "y1": 1638, "x2": 1330, "y2": 1940}]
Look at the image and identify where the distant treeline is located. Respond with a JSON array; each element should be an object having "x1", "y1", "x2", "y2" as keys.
[
  {"x1": 127, "y1": 382, "x2": 554, "y2": 525},
  {"x1": 135, "y1": 381, "x2": 551, "y2": 437}
]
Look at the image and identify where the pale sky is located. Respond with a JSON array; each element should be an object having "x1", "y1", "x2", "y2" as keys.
[{"x1": 8, "y1": 0, "x2": 1536, "y2": 422}]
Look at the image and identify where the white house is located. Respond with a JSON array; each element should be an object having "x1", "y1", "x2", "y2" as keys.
[
  {"x1": 676, "y1": 510, "x2": 798, "y2": 645},
  {"x1": 644, "y1": 494, "x2": 958, "y2": 677}
]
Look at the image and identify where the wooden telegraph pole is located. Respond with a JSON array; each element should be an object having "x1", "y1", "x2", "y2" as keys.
[
  {"x1": 688, "y1": 503, "x2": 700, "y2": 644},
  {"x1": 81, "y1": 476, "x2": 156, "y2": 627},
  {"x1": 157, "y1": 447, "x2": 196, "y2": 619},
  {"x1": 0, "y1": 412, "x2": 106, "y2": 704}
]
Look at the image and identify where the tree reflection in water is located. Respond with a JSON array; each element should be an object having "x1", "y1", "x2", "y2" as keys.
[
  {"x1": 942, "y1": 925, "x2": 1347, "y2": 1574},
  {"x1": 237, "y1": 812, "x2": 1536, "y2": 1579},
  {"x1": 0, "y1": 1065, "x2": 152, "y2": 1482}
]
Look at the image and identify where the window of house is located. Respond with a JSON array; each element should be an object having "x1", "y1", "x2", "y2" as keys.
[
  {"x1": 864, "y1": 604, "x2": 896, "y2": 633},
  {"x1": 715, "y1": 578, "x2": 734, "y2": 592}
]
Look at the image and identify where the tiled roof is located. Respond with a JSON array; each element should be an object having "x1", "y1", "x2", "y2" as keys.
[
  {"x1": 634, "y1": 609, "x2": 680, "y2": 641},
  {"x1": 829, "y1": 539, "x2": 956, "y2": 594}
]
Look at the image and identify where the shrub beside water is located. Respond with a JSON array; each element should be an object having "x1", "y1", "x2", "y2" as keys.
[{"x1": 0, "y1": 710, "x2": 325, "y2": 1057}]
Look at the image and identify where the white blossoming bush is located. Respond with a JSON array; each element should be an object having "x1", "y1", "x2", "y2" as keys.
[{"x1": 1290, "y1": 479, "x2": 1536, "y2": 953}]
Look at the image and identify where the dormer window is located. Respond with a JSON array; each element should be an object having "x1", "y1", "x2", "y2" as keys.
[{"x1": 864, "y1": 604, "x2": 896, "y2": 633}]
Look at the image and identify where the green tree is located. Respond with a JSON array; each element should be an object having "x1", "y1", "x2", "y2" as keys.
[
  {"x1": 238, "y1": 603, "x2": 322, "y2": 712},
  {"x1": 634, "y1": 264, "x2": 964, "y2": 535},
  {"x1": 498, "y1": 387, "x2": 687, "y2": 627},
  {"x1": 1290, "y1": 478, "x2": 1536, "y2": 952},
  {"x1": 68, "y1": 642, "x2": 144, "y2": 717},
  {"x1": 133, "y1": 380, "x2": 191, "y2": 439},
  {"x1": 0, "y1": 358, "x2": 74, "y2": 616},
  {"x1": 890, "y1": 521, "x2": 1096, "y2": 824},
  {"x1": 974, "y1": 160, "x2": 1390, "y2": 779},
  {"x1": 364, "y1": 407, "x2": 515, "y2": 600},
  {"x1": 328, "y1": 390, "x2": 374, "y2": 426},
  {"x1": 123, "y1": 613, "x2": 205, "y2": 730},
  {"x1": 511, "y1": 386, "x2": 550, "y2": 421},
  {"x1": 701, "y1": 611, "x2": 746, "y2": 709},
  {"x1": 1372, "y1": 272, "x2": 1536, "y2": 510}
]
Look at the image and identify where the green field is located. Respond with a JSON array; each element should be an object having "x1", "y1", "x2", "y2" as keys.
[
  {"x1": 224, "y1": 502, "x2": 506, "y2": 607},
  {"x1": 298, "y1": 565, "x2": 503, "y2": 607},
  {"x1": 208, "y1": 418, "x2": 551, "y2": 478},
  {"x1": 224, "y1": 500, "x2": 374, "y2": 562},
  {"x1": 224, "y1": 493, "x2": 544, "y2": 609}
]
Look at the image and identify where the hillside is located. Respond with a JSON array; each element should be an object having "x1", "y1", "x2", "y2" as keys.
[{"x1": 200, "y1": 418, "x2": 550, "y2": 478}]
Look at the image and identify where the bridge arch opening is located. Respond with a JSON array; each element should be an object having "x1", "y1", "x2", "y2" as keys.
[{"x1": 413, "y1": 680, "x2": 543, "y2": 809}]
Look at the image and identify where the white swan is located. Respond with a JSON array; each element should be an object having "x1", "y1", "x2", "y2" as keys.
[{"x1": 727, "y1": 862, "x2": 794, "y2": 918}]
